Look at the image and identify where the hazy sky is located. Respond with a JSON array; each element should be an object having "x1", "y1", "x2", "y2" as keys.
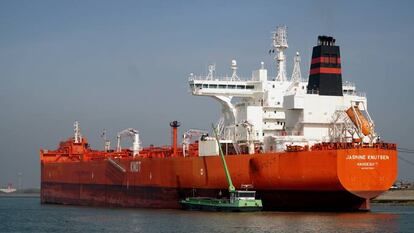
[{"x1": 1, "y1": 0, "x2": 414, "y2": 188}]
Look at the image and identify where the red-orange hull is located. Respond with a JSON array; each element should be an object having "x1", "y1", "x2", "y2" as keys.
[{"x1": 40, "y1": 146, "x2": 397, "y2": 211}]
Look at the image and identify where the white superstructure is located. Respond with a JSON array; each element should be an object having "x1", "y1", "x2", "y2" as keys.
[{"x1": 189, "y1": 26, "x2": 376, "y2": 153}]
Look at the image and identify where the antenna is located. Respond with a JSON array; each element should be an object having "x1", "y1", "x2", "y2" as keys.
[
  {"x1": 206, "y1": 64, "x2": 216, "y2": 80},
  {"x1": 101, "y1": 129, "x2": 111, "y2": 151},
  {"x1": 230, "y1": 59, "x2": 240, "y2": 81},
  {"x1": 271, "y1": 26, "x2": 288, "y2": 82},
  {"x1": 291, "y1": 52, "x2": 302, "y2": 83},
  {"x1": 74, "y1": 121, "x2": 82, "y2": 143}
]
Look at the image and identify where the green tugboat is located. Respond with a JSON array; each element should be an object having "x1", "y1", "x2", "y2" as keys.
[{"x1": 180, "y1": 124, "x2": 263, "y2": 212}]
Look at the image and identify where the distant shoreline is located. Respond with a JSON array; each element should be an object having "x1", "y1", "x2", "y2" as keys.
[
  {"x1": 372, "y1": 189, "x2": 414, "y2": 205},
  {"x1": 0, "y1": 188, "x2": 40, "y2": 198},
  {"x1": 0, "y1": 193, "x2": 40, "y2": 198}
]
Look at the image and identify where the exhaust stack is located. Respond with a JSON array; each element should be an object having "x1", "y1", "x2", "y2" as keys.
[
  {"x1": 307, "y1": 36, "x2": 343, "y2": 96},
  {"x1": 170, "y1": 121, "x2": 181, "y2": 156}
]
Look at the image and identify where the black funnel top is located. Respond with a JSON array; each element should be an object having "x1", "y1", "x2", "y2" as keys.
[{"x1": 307, "y1": 35, "x2": 343, "y2": 96}]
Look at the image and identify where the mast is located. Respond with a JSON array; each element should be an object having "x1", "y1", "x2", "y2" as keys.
[
  {"x1": 212, "y1": 124, "x2": 235, "y2": 193},
  {"x1": 291, "y1": 52, "x2": 302, "y2": 83},
  {"x1": 73, "y1": 121, "x2": 82, "y2": 143},
  {"x1": 271, "y1": 26, "x2": 288, "y2": 82}
]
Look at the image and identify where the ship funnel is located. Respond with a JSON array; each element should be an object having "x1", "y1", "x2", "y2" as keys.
[
  {"x1": 307, "y1": 35, "x2": 343, "y2": 96},
  {"x1": 170, "y1": 121, "x2": 181, "y2": 157}
]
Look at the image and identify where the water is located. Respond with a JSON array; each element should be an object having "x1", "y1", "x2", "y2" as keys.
[{"x1": 0, "y1": 197, "x2": 413, "y2": 233}]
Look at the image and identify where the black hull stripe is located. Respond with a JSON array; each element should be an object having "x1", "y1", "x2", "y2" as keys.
[{"x1": 41, "y1": 182, "x2": 370, "y2": 211}]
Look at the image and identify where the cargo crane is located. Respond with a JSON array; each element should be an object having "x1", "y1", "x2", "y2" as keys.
[
  {"x1": 182, "y1": 129, "x2": 208, "y2": 157},
  {"x1": 116, "y1": 128, "x2": 141, "y2": 157}
]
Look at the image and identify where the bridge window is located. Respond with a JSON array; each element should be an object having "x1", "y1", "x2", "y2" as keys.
[
  {"x1": 219, "y1": 85, "x2": 226, "y2": 89},
  {"x1": 228, "y1": 85, "x2": 236, "y2": 89},
  {"x1": 203, "y1": 84, "x2": 208, "y2": 88},
  {"x1": 195, "y1": 84, "x2": 202, "y2": 88},
  {"x1": 246, "y1": 85, "x2": 254, "y2": 89},
  {"x1": 210, "y1": 84, "x2": 217, "y2": 88},
  {"x1": 236, "y1": 85, "x2": 245, "y2": 89}
]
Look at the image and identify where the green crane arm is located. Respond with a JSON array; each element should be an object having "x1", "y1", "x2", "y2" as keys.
[{"x1": 212, "y1": 124, "x2": 236, "y2": 193}]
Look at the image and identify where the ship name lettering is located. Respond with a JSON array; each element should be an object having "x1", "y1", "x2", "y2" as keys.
[
  {"x1": 367, "y1": 155, "x2": 389, "y2": 160},
  {"x1": 346, "y1": 155, "x2": 389, "y2": 160},
  {"x1": 346, "y1": 155, "x2": 366, "y2": 160}
]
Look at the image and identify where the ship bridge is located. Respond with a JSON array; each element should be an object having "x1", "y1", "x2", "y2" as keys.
[
  {"x1": 188, "y1": 60, "x2": 270, "y2": 147},
  {"x1": 189, "y1": 79, "x2": 262, "y2": 97},
  {"x1": 188, "y1": 26, "x2": 375, "y2": 154},
  {"x1": 189, "y1": 60, "x2": 264, "y2": 98}
]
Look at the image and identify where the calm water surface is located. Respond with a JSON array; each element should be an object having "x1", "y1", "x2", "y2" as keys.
[{"x1": 0, "y1": 197, "x2": 413, "y2": 233}]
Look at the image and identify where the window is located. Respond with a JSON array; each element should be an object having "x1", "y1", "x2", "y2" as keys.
[
  {"x1": 195, "y1": 84, "x2": 202, "y2": 88},
  {"x1": 246, "y1": 85, "x2": 254, "y2": 89},
  {"x1": 210, "y1": 84, "x2": 217, "y2": 88},
  {"x1": 237, "y1": 191, "x2": 256, "y2": 198},
  {"x1": 228, "y1": 85, "x2": 236, "y2": 89},
  {"x1": 203, "y1": 84, "x2": 208, "y2": 88},
  {"x1": 219, "y1": 85, "x2": 226, "y2": 89},
  {"x1": 236, "y1": 85, "x2": 245, "y2": 89}
]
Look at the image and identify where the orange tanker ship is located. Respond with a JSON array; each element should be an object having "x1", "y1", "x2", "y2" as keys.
[{"x1": 40, "y1": 28, "x2": 398, "y2": 211}]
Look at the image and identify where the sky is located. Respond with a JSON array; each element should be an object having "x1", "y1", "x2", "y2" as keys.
[{"x1": 0, "y1": 0, "x2": 414, "y2": 188}]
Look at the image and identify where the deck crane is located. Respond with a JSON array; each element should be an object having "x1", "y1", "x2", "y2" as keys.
[
  {"x1": 182, "y1": 129, "x2": 208, "y2": 157},
  {"x1": 116, "y1": 128, "x2": 141, "y2": 157}
]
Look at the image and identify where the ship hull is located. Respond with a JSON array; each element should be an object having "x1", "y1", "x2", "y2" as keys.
[{"x1": 40, "y1": 147, "x2": 397, "y2": 211}]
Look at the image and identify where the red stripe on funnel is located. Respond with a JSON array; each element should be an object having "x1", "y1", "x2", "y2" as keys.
[{"x1": 310, "y1": 67, "x2": 342, "y2": 75}]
